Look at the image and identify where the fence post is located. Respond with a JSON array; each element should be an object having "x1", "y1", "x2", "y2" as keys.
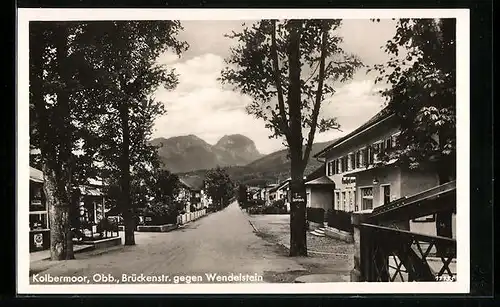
[{"x1": 351, "y1": 210, "x2": 372, "y2": 282}]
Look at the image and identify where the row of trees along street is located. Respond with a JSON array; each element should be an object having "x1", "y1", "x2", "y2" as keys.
[
  {"x1": 30, "y1": 21, "x2": 188, "y2": 260},
  {"x1": 29, "y1": 19, "x2": 456, "y2": 261},
  {"x1": 220, "y1": 19, "x2": 456, "y2": 256}
]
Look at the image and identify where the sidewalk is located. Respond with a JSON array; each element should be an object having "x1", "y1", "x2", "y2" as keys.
[
  {"x1": 30, "y1": 244, "x2": 94, "y2": 263},
  {"x1": 245, "y1": 212, "x2": 354, "y2": 279}
]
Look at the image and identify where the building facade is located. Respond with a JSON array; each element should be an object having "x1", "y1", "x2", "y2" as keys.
[{"x1": 314, "y1": 109, "x2": 456, "y2": 237}]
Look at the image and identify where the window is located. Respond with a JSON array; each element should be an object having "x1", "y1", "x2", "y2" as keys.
[
  {"x1": 357, "y1": 149, "x2": 364, "y2": 168},
  {"x1": 347, "y1": 153, "x2": 355, "y2": 171},
  {"x1": 327, "y1": 161, "x2": 332, "y2": 176},
  {"x1": 342, "y1": 191, "x2": 347, "y2": 211},
  {"x1": 360, "y1": 187, "x2": 373, "y2": 210},
  {"x1": 385, "y1": 138, "x2": 392, "y2": 150},
  {"x1": 373, "y1": 142, "x2": 381, "y2": 162},
  {"x1": 367, "y1": 146, "x2": 375, "y2": 165},
  {"x1": 337, "y1": 159, "x2": 342, "y2": 174},
  {"x1": 352, "y1": 153, "x2": 357, "y2": 170},
  {"x1": 335, "y1": 191, "x2": 341, "y2": 210},
  {"x1": 391, "y1": 133, "x2": 399, "y2": 148},
  {"x1": 350, "y1": 190, "x2": 355, "y2": 212},
  {"x1": 381, "y1": 185, "x2": 391, "y2": 205},
  {"x1": 363, "y1": 148, "x2": 369, "y2": 167},
  {"x1": 342, "y1": 156, "x2": 348, "y2": 173},
  {"x1": 333, "y1": 159, "x2": 338, "y2": 174},
  {"x1": 349, "y1": 190, "x2": 358, "y2": 211}
]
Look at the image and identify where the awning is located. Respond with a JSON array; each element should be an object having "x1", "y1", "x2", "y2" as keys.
[{"x1": 30, "y1": 167, "x2": 44, "y2": 183}]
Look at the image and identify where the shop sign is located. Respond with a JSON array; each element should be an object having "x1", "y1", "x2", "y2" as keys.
[
  {"x1": 342, "y1": 177, "x2": 356, "y2": 185},
  {"x1": 33, "y1": 233, "x2": 43, "y2": 248}
]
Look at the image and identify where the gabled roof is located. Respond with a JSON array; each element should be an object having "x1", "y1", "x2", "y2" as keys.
[
  {"x1": 314, "y1": 107, "x2": 394, "y2": 159},
  {"x1": 305, "y1": 166, "x2": 324, "y2": 182},
  {"x1": 276, "y1": 178, "x2": 291, "y2": 190},
  {"x1": 179, "y1": 176, "x2": 204, "y2": 191},
  {"x1": 305, "y1": 176, "x2": 335, "y2": 186}
]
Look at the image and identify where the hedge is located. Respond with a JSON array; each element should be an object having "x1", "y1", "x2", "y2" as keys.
[
  {"x1": 306, "y1": 207, "x2": 325, "y2": 224},
  {"x1": 326, "y1": 209, "x2": 354, "y2": 233}
]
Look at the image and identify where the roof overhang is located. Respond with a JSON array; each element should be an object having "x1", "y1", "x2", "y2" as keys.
[
  {"x1": 314, "y1": 113, "x2": 395, "y2": 159},
  {"x1": 305, "y1": 176, "x2": 336, "y2": 186}
]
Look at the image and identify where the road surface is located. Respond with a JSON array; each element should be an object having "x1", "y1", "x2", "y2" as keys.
[{"x1": 30, "y1": 201, "x2": 304, "y2": 283}]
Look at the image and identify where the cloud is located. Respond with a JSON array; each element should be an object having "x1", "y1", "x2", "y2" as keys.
[
  {"x1": 152, "y1": 53, "x2": 285, "y2": 154},
  {"x1": 314, "y1": 79, "x2": 386, "y2": 143},
  {"x1": 152, "y1": 20, "x2": 395, "y2": 154}
]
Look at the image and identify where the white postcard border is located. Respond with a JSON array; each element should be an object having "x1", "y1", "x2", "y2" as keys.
[{"x1": 17, "y1": 8, "x2": 470, "y2": 294}]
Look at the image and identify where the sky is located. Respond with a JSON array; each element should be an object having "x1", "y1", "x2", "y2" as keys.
[{"x1": 152, "y1": 19, "x2": 398, "y2": 155}]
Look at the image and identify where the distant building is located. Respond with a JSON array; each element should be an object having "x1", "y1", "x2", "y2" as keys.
[{"x1": 178, "y1": 177, "x2": 205, "y2": 212}]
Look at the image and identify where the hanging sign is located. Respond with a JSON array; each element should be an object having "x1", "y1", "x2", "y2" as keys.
[
  {"x1": 292, "y1": 192, "x2": 305, "y2": 203},
  {"x1": 33, "y1": 233, "x2": 43, "y2": 248}
]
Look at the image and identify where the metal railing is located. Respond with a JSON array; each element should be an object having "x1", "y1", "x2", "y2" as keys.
[{"x1": 351, "y1": 181, "x2": 456, "y2": 282}]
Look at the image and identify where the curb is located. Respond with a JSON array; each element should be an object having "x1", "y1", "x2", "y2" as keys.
[
  {"x1": 278, "y1": 242, "x2": 352, "y2": 256},
  {"x1": 248, "y1": 220, "x2": 258, "y2": 232},
  {"x1": 31, "y1": 244, "x2": 95, "y2": 263}
]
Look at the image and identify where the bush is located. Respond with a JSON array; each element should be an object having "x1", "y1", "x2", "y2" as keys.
[
  {"x1": 247, "y1": 199, "x2": 287, "y2": 215},
  {"x1": 142, "y1": 202, "x2": 179, "y2": 225},
  {"x1": 326, "y1": 209, "x2": 353, "y2": 233},
  {"x1": 306, "y1": 207, "x2": 325, "y2": 224}
]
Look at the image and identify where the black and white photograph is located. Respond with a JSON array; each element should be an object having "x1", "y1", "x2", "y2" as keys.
[{"x1": 17, "y1": 9, "x2": 470, "y2": 294}]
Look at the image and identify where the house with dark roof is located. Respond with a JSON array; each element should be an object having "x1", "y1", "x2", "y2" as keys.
[
  {"x1": 178, "y1": 176, "x2": 206, "y2": 212},
  {"x1": 314, "y1": 108, "x2": 455, "y2": 237}
]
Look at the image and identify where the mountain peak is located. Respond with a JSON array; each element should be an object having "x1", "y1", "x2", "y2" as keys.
[{"x1": 151, "y1": 134, "x2": 263, "y2": 173}]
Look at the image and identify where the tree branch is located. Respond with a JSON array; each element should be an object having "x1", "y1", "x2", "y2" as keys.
[
  {"x1": 302, "y1": 23, "x2": 328, "y2": 172},
  {"x1": 270, "y1": 20, "x2": 290, "y2": 142}
]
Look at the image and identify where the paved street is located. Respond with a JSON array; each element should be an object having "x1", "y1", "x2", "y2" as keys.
[{"x1": 30, "y1": 201, "x2": 307, "y2": 283}]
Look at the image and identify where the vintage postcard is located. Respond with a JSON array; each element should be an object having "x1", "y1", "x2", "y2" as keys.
[{"x1": 17, "y1": 8, "x2": 470, "y2": 294}]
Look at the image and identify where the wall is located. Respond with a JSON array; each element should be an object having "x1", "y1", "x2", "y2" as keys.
[
  {"x1": 400, "y1": 168, "x2": 440, "y2": 197},
  {"x1": 306, "y1": 186, "x2": 333, "y2": 212},
  {"x1": 354, "y1": 166, "x2": 402, "y2": 210},
  {"x1": 410, "y1": 213, "x2": 456, "y2": 239}
]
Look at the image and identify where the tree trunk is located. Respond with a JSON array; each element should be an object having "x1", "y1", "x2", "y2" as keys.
[
  {"x1": 120, "y1": 103, "x2": 135, "y2": 245},
  {"x1": 45, "y1": 23, "x2": 74, "y2": 260},
  {"x1": 44, "y1": 163, "x2": 74, "y2": 260},
  {"x1": 287, "y1": 20, "x2": 307, "y2": 257}
]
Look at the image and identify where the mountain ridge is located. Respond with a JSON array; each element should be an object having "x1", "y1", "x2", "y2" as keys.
[{"x1": 150, "y1": 134, "x2": 263, "y2": 173}]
